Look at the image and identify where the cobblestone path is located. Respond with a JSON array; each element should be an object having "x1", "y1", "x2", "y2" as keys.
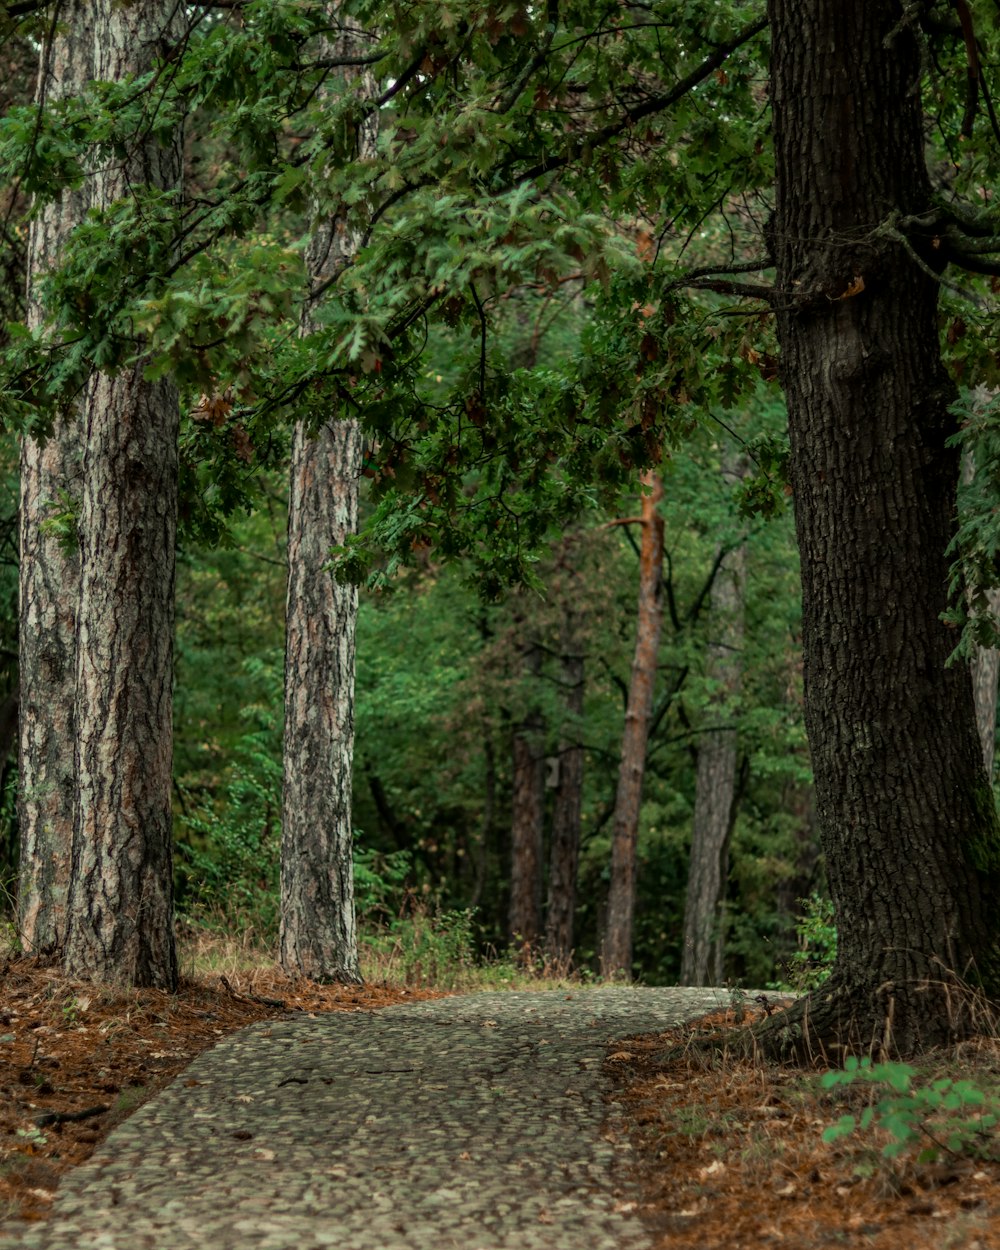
[{"x1": 4, "y1": 986, "x2": 732, "y2": 1250}]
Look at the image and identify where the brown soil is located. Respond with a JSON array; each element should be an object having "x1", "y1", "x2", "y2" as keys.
[
  {"x1": 0, "y1": 953, "x2": 444, "y2": 1226},
  {"x1": 608, "y1": 1007, "x2": 1000, "y2": 1250}
]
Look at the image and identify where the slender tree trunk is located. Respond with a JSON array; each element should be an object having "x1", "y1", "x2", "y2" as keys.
[
  {"x1": 544, "y1": 586, "x2": 585, "y2": 966},
  {"x1": 962, "y1": 449, "x2": 1000, "y2": 778},
  {"x1": 279, "y1": 22, "x2": 377, "y2": 982},
  {"x1": 681, "y1": 454, "x2": 747, "y2": 986},
  {"x1": 602, "y1": 470, "x2": 664, "y2": 978},
  {"x1": 970, "y1": 639, "x2": 999, "y2": 779},
  {"x1": 18, "y1": 3, "x2": 93, "y2": 955},
  {"x1": 64, "y1": 0, "x2": 183, "y2": 988},
  {"x1": 508, "y1": 641, "x2": 545, "y2": 948},
  {"x1": 767, "y1": 0, "x2": 1000, "y2": 1055}
]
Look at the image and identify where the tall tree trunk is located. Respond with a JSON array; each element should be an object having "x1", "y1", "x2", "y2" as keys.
[
  {"x1": 544, "y1": 568, "x2": 586, "y2": 967},
  {"x1": 63, "y1": 0, "x2": 182, "y2": 988},
  {"x1": 768, "y1": 0, "x2": 1000, "y2": 1055},
  {"x1": 681, "y1": 457, "x2": 747, "y2": 986},
  {"x1": 279, "y1": 22, "x2": 377, "y2": 982},
  {"x1": 961, "y1": 448, "x2": 1000, "y2": 778},
  {"x1": 18, "y1": 3, "x2": 92, "y2": 955},
  {"x1": 508, "y1": 640, "x2": 545, "y2": 948},
  {"x1": 970, "y1": 638, "x2": 999, "y2": 779},
  {"x1": 602, "y1": 470, "x2": 664, "y2": 978}
]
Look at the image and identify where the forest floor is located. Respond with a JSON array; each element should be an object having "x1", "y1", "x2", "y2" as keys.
[
  {"x1": 0, "y1": 953, "x2": 998, "y2": 1248},
  {"x1": 610, "y1": 1006, "x2": 1000, "y2": 1249}
]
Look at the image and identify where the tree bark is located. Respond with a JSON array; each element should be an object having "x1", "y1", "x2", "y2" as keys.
[
  {"x1": 970, "y1": 638, "x2": 999, "y2": 779},
  {"x1": 279, "y1": 21, "x2": 377, "y2": 982},
  {"x1": 18, "y1": 2, "x2": 92, "y2": 955},
  {"x1": 508, "y1": 641, "x2": 545, "y2": 949},
  {"x1": 961, "y1": 448, "x2": 1000, "y2": 778},
  {"x1": 681, "y1": 455, "x2": 747, "y2": 986},
  {"x1": 767, "y1": 0, "x2": 1000, "y2": 1055},
  {"x1": 602, "y1": 470, "x2": 664, "y2": 978},
  {"x1": 63, "y1": 0, "x2": 182, "y2": 989},
  {"x1": 544, "y1": 566, "x2": 586, "y2": 967}
]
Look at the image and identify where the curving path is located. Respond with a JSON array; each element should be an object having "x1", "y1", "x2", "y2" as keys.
[{"x1": 4, "y1": 986, "x2": 734, "y2": 1250}]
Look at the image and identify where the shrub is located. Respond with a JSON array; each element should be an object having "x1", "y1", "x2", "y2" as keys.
[{"x1": 820, "y1": 1056, "x2": 1000, "y2": 1164}]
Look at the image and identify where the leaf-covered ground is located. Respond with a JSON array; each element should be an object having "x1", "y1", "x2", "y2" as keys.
[
  {"x1": 1, "y1": 960, "x2": 998, "y2": 1247},
  {"x1": 609, "y1": 1008, "x2": 1000, "y2": 1249}
]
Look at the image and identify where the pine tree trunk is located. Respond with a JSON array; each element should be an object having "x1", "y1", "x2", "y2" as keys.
[
  {"x1": 508, "y1": 642, "x2": 545, "y2": 949},
  {"x1": 63, "y1": 0, "x2": 182, "y2": 989},
  {"x1": 767, "y1": 0, "x2": 1000, "y2": 1055},
  {"x1": 280, "y1": 418, "x2": 362, "y2": 981},
  {"x1": 681, "y1": 461, "x2": 747, "y2": 987},
  {"x1": 602, "y1": 471, "x2": 664, "y2": 978},
  {"x1": 18, "y1": 2, "x2": 93, "y2": 955},
  {"x1": 279, "y1": 21, "x2": 377, "y2": 982},
  {"x1": 544, "y1": 594, "x2": 585, "y2": 967}
]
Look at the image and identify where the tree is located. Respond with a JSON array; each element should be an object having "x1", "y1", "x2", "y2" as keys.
[
  {"x1": 544, "y1": 541, "x2": 586, "y2": 967},
  {"x1": 602, "y1": 470, "x2": 664, "y2": 978},
  {"x1": 279, "y1": 16, "x2": 378, "y2": 983},
  {"x1": 508, "y1": 631, "x2": 545, "y2": 949},
  {"x1": 63, "y1": 0, "x2": 184, "y2": 988},
  {"x1": 680, "y1": 449, "x2": 747, "y2": 986},
  {"x1": 17, "y1": 2, "x2": 92, "y2": 954},
  {"x1": 765, "y1": 0, "x2": 1000, "y2": 1054}
]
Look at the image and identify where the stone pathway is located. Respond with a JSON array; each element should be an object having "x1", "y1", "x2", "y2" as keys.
[{"x1": 4, "y1": 986, "x2": 734, "y2": 1250}]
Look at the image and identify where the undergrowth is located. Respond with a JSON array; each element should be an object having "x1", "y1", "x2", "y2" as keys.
[{"x1": 820, "y1": 1054, "x2": 1000, "y2": 1165}]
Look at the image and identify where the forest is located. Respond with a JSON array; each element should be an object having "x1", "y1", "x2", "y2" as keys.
[{"x1": 1, "y1": 0, "x2": 1000, "y2": 1063}]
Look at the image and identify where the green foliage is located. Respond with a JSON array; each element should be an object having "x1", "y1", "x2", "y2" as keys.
[
  {"x1": 778, "y1": 894, "x2": 837, "y2": 991},
  {"x1": 820, "y1": 1057, "x2": 1000, "y2": 1164},
  {"x1": 354, "y1": 844, "x2": 414, "y2": 920},
  {"x1": 362, "y1": 905, "x2": 479, "y2": 988},
  {"x1": 175, "y1": 721, "x2": 282, "y2": 931}
]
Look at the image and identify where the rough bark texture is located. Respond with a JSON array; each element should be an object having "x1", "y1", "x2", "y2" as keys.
[
  {"x1": 508, "y1": 643, "x2": 546, "y2": 948},
  {"x1": 63, "y1": 1, "x2": 182, "y2": 989},
  {"x1": 767, "y1": 0, "x2": 1000, "y2": 1056},
  {"x1": 681, "y1": 460, "x2": 747, "y2": 986},
  {"x1": 971, "y1": 637, "x2": 999, "y2": 778},
  {"x1": 602, "y1": 471, "x2": 664, "y2": 978},
  {"x1": 18, "y1": 3, "x2": 93, "y2": 954},
  {"x1": 279, "y1": 23, "x2": 377, "y2": 982}
]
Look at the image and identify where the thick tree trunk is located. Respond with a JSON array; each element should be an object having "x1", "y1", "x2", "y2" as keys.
[
  {"x1": 681, "y1": 460, "x2": 747, "y2": 986},
  {"x1": 279, "y1": 22, "x2": 377, "y2": 982},
  {"x1": 508, "y1": 641, "x2": 545, "y2": 948},
  {"x1": 767, "y1": 0, "x2": 1000, "y2": 1055},
  {"x1": 602, "y1": 471, "x2": 664, "y2": 978},
  {"x1": 63, "y1": 1, "x2": 182, "y2": 989},
  {"x1": 18, "y1": 3, "x2": 92, "y2": 955}
]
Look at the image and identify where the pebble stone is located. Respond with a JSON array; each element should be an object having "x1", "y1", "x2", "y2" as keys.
[{"x1": 2, "y1": 985, "x2": 735, "y2": 1250}]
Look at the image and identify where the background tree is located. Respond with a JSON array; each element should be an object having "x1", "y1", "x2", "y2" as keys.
[
  {"x1": 63, "y1": 0, "x2": 185, "y2": 988},
  {"x1": 279, "y1": 14, "x2": 378, "y2": 983},
  {"x1": 603, "y1": 469, "x2": 664, "y2": 978},
  {"x1": 17, "y1": 1, "x2": 91, "y2": 953},
  {"x1": 544, "y1": 538, "x2": 586, "y2": 967},
  {"x1": 680, "y1": 445, "x2": 747, "y2": 986}
]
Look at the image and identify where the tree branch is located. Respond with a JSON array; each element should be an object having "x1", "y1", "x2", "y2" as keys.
[{"x1": 511, "y1": 13, "x2": 768, "y2": 186}]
